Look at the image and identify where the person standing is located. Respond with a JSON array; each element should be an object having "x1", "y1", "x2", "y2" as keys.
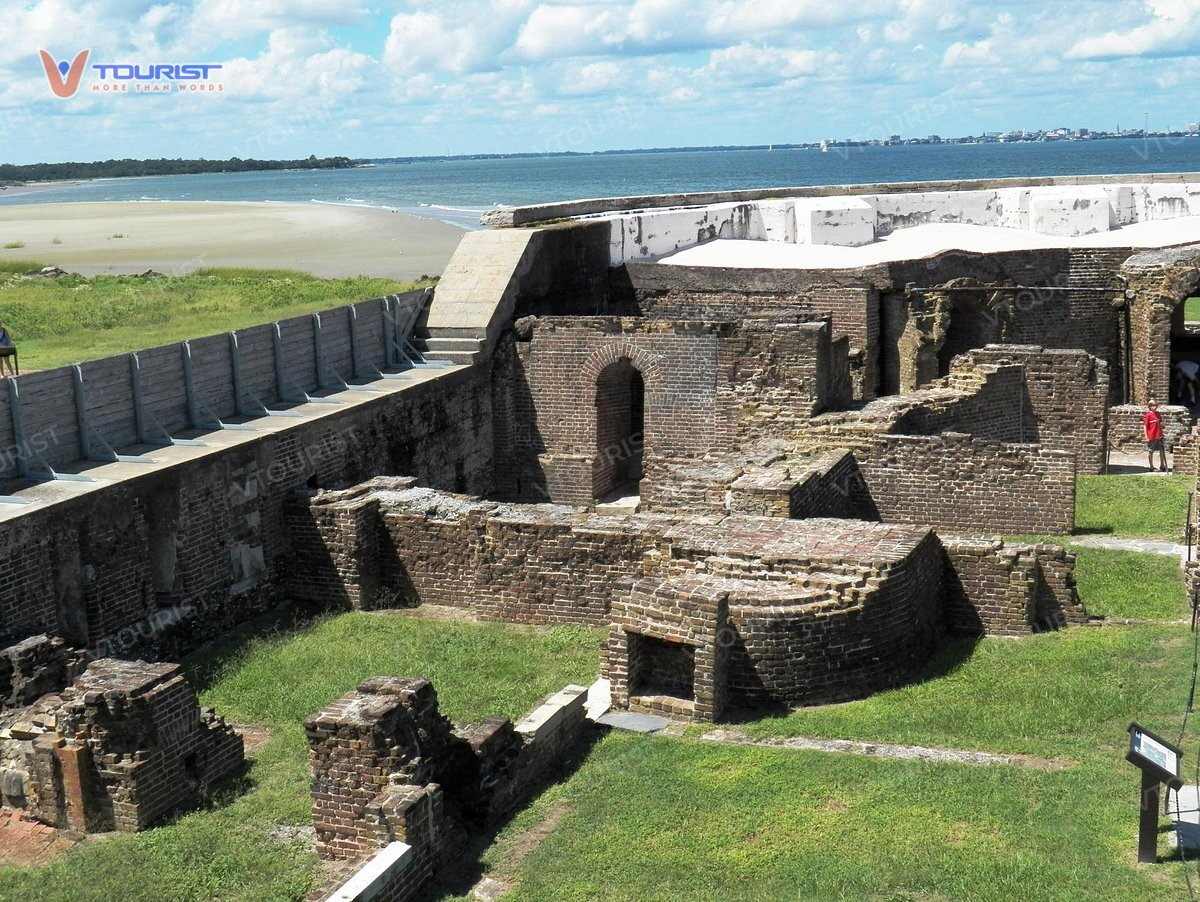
[{"x1": 1144, "y1": 399, "x2": 1169, "y2": 472}]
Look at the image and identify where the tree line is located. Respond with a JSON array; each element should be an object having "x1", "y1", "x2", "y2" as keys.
[{"x1": 0, "y1": 155, "x2": 357, "y2": 183}]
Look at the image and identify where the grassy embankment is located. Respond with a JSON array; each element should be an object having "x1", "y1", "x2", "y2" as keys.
[{"x1": 0, "y1": 261, "x2": 417, "y2": 371}]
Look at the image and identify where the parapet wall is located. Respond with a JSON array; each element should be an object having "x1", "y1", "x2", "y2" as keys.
[
  {"x1": 0, "y1": 291, "x2": 426, "y2": 481},
  {"x1": 484, "y1": 171, "x2": 1200, "y2": 230},
  {"x1": 0, "y1": 363, "x2": 492, "y2": 660}
]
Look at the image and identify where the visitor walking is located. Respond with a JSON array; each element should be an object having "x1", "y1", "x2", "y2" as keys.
[
  {"x1": 1144, "y1": 399, "x2": 1169, "y2": 472},
  {"x1": 0, "y1": 323, "x2": 17, "y2": 378}
]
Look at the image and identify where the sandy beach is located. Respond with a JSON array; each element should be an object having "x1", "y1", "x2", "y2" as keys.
[{"x1": 0, "y1": 201, "x2": 466, "y2": 280}]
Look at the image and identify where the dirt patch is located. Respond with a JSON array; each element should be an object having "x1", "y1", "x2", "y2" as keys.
[
  {"x1": 233, "y1": 724, "x2": 273, "y2": 754},
  {"x1": 701, "y1": 728, "x2": 1072, "y2": 771},
  {"x1": 460, "y1": 799, "x2": 573, "y2": 900}
]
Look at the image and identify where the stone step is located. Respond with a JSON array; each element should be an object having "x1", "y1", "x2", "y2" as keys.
[
  {"x1": 414, "y1": 336, "x2": 485, "y2": 353},
  {"x1": 411, "y1": 335, "x2": 485, "y2": 366},
  {"x1": 412, "y1": 325, "x2": 487, "y2": 340}
]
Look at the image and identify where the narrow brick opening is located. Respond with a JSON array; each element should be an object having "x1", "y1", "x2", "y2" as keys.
[
  {"x1": 629, "y1": 633, "x2": 695, "y2": 701},
  {"x1": 594, "y1": 358, "x2": 644, "y2": 501},
  {"x1": 1170, "y1": 299, "x2": 1200, "y2": 407}
]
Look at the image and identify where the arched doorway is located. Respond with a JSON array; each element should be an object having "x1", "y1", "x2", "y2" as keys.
[
  {"x1": 937, "y1": 295, "x2": 997, "y2": 377},
  {"x1": 1170, "y1": 297, "x2": 1200, "y2": 409},
  {"x1": 594, "y1": 358, "x2": 644, "y2": 502}
]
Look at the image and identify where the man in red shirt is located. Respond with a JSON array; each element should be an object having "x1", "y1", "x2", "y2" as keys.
[{"x1": 1144, "y1": 399, "x2": 1168, "y2": 472}]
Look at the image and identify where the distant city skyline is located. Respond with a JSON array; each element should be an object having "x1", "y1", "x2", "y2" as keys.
[{"x1": 4, "y1": 2, "x2": 1200, "y2": 166}]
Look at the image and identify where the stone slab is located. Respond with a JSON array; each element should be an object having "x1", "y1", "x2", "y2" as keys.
[{"x1": 596, "y1": 711, "x2": 670, "y2": 734}]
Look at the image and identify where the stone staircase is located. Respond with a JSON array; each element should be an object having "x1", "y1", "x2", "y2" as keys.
[
  {"x1": 409, "y1": 327, "x2": 487, "y2": 366},
  {"x1": 416, "y1": 227, "x2": 541, "y2": 366}
]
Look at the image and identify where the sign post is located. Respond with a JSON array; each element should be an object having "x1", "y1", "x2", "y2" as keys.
[{"x1": 1126, "y1": 722, "x2": 1185, "y2": 864}]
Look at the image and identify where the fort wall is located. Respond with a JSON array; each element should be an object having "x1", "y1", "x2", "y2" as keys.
[{"x1": 0, "y1": 365, "x2": 491, "y2": 658}]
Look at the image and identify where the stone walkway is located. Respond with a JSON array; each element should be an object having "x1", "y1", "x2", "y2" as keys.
[
  {"x1": 699, "y1": 728, "x2": 1071, "y2": 770},
  {"x1": 1069, "y1": 535, "x2": 1189, "y2": 558}
]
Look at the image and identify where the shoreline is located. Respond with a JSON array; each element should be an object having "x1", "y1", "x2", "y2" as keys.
[
  {"x1": 0, "y1": 180, "x2": 84, "y2": 198},
  {"x1": 0, "y1": 200, "x2": 465, "y2": 280}
]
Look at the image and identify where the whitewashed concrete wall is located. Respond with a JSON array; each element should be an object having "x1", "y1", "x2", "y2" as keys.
[{"x1": 588, "y1": 180, "x2": 1200, "y2": 265}]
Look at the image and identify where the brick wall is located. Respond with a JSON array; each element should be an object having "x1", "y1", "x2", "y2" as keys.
[
  {"x1": 8, "y1": 659, "x2": 243, "y2": 832},
  {"x1": 1108, "y1": 403, "x2": 1192, "y2": 455},
  {"x1": 858, "y1": 434, "x2": 1076, "y2": 535},
  {"x1": 0, "y1": 364, "x2": 492, "y2": 666},
  {"x1": 306, "y1": 678, "x2": 589, "y2": 902},
  {"x1": 492, "y1": 316, "x2": 849, "y2": 504},
  {"x1": 941, "y1": 538, "x2": 1088, "y2": 635},
  {"x1": 882, "y1": 248, "x2": 1127, "y2": 397},
  {"x1": 959, "y1": 346, "x2": 1110, "y2": 473}
]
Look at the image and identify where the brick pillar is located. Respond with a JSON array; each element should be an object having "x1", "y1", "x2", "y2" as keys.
[{"x1": 56, "y1": 741, "x2": 93, "y2": 833}]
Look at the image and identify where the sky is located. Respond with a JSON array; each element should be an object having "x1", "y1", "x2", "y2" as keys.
[{"x1": 2, "y1": 0, "x2": 1200, "y2": 164}]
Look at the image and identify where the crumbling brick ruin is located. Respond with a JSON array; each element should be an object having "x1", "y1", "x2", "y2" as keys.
[
  {"x1": 0, "y1": 642, "x2": 242, "y2": 833},
  {"x1": 305, "y1": 676, "x2": 587, "y2": 899},
  {"x1": 6, "y1": 177, "x2": 1200, "y2": 898}
]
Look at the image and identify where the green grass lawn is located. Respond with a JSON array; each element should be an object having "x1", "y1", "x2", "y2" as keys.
[
  {"x1": 475, "y1": 620, "x2": 1195, "y2": 900},
  {"x1": 489, "y1": 730, "x2": 1188, "y2": 902},
  {"x1": 1185, "y1": 296, "x2": 1200, "y2": 322},
  {"x1": 1075, "y1": 473, "x2": 1192, "y2": 539},
  {"x1": 0, "y1": 613, "x2": 602, "y2": 902},
  {"x1": 0, "y1": 263, "x2": 417, "y2": 371}
]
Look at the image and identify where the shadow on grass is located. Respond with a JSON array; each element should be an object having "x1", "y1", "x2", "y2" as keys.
[
  {"x1": 717, "y1": 637, "x2": 985, "y2": 729},
  {"x1": 182, "y1": 602, "x2": 325, "y2": 696},
  {"x1": 420, "y1": 725, "x2": 607, "y2": 901}
]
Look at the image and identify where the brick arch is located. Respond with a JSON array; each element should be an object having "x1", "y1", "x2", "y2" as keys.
[{"x1": 579, "y1": 341, "x2": 665, "y2": 390}]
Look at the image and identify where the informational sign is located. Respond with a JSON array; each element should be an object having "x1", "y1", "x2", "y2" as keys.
[
  {"x1": 1127, "y1": 722, "x2": 1184, "y2": 790},
  {"x1": 1132, "y1": 729, "x2": 1179, "y2": 775},
  {"x1": 1126, "y1": 722, "x2": 1186, "y2": 863}
]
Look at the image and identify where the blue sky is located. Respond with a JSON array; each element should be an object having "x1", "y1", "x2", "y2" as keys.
[{"x1": 2, "y1": 0, "x2": 1199, "y2": 164}]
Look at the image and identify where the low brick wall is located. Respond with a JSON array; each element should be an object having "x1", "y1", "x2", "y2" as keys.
[
  {"x1": 307, "y1": 678, "x2": 589, "y2": 902},
  {"x1": 859, "y1": 434, "x2": 1075, "y2": 535},
  {"x1": 941, "y1": 538, "x2": 1088, "y2": 636}
]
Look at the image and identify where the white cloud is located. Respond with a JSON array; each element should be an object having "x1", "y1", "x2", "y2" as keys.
[
  {"x1": 1068, "y1": 0, "x2": 1200, "y2": 59},
  {"x1": 221, "y1": 28, "x2": 374, "y2": 101}
]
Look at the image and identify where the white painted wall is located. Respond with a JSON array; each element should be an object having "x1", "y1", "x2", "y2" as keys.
[
  {"x1": 794, "y1": 197, "x2": 875, "y2": 246},
  {"x1": 1028, "y1": 187, "x2": 1111, "y2": 237},
  {"x1": 587, "y1": 181, "x2": 1200, "y2": 266}
]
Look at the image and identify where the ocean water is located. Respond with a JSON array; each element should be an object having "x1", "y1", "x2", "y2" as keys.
[{"x1": 3, "y1": 138, "x2": 1199, "y2": 230}]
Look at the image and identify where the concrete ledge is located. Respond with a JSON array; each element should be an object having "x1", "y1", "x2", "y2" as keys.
[
  {"x1": 483, "y1": 172, "x2": 1200, "y2": 227},
  {"x1": 515, "y1": 684, "x2": 587, "y2": 741},
  {"x1": 327, "y1": 842, "x2": 413, "y2": 902}
]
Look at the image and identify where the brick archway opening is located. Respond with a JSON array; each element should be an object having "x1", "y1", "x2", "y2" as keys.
[
  {"x1": 594, "y1": 357, "x2": 644, "y2": 502},
  {"x1": 937, "y1": 295, "x2": 996, "y2": 377},
  {"x1": 1169, "y1": 297, "x2": 1200, "y2": 409}
]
